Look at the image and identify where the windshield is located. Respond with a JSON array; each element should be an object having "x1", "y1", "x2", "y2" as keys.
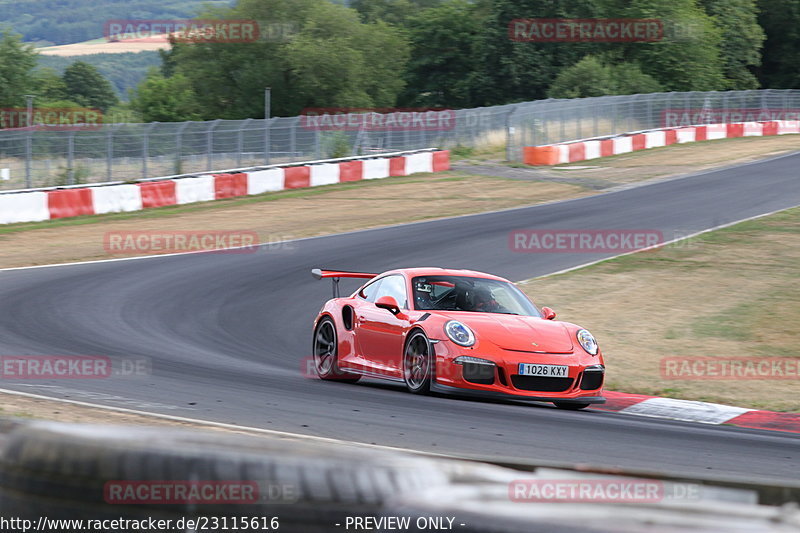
[{"x1": 412, "y1": 275, "x2": 541, "y2": 317}]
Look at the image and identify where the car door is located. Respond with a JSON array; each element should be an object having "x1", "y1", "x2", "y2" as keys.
[{"x1": 354, "y1": 274, "x2": 410, "y2": 378}]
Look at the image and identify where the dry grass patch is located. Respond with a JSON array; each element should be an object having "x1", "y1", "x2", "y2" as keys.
[
  {"x1": 519, "y1": 208, "x2": 800, "y2": 412},
  {"x1": 0, "y1": 172, "x2": 590, "y2": 269}
]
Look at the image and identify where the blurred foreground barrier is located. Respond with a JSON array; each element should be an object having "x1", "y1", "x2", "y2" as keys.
[{"x1": 0, "y1": 418, "x2": 798, "y2": 533}]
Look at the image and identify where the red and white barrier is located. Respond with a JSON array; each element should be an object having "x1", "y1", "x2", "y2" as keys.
[
  {"x1": 0, "y1": 150, "x2": 450, "y2": 224},
  {"x1": 524, "y1": 120, "x2": 800, "y2": 166}
]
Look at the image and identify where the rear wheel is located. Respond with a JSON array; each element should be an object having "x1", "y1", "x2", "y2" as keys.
[
  {"x1": 403, "y1": 330, "x2": 433, "y2": 394},
  {"x1": 313, "y1": 317, "x2": 360, "y2": 383},
  {"x1": 553, "y1": 401, "x2": 591, "y2": 410}
]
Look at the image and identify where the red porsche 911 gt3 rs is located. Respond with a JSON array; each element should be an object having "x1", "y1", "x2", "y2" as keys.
[{"x1": 311, "y1": 267, "x2": 605, "y2": 409}]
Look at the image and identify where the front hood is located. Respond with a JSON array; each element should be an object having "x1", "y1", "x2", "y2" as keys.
[{"x1": 440, "y1": 313, "x2": 575, "y2": 353}]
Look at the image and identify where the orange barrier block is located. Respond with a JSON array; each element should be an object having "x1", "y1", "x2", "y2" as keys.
[
  {"x1": 762, "y1": 121, "x2": 779, "y2": 136},
  {"x1": 338, "y1": 161, "x2": 364, "y2": 182},
  {"x1": 568, "y1": 143, "x2": 585, "y2": 162},
  {"x1": 600, "y1": 139, "x2": 615, "y2": 157},
  {"x1": 284, "y1": 166, "x2": 311, "y2": 189},
  {"x1": 139, "y1": 181, "x2": 177, "y2": 208},
  {"x1": 214, "y1": 173, "x2": 248, "y2": 199},
  {"x1": 47, "y1": 188, "x2": 95, "y2": 219},
  {"x1": 432, "y1": 150, "x2": 451, "y2": 171},
  {"x1": 523, "y1": 146, "x2": 559, "y2": 165},
  {"x1": 726, "y1": 123, "x2": 744, "y2": 138},
  {"x1": 389, "y1": 157, "x2": 406, "y2": 176}
]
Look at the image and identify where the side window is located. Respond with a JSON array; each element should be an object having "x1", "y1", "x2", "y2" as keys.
[
  {"x1": 358, "y1": 278, "x2": 383, "y2": 302},
  {"x1": 374, "y1": 275, "x2": 409, "y2": 309}
]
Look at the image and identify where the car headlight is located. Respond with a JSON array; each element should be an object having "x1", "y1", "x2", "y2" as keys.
[
  {"x1": 576, "y1": 329, "x2": 598, "y2": 355},
  {"x1": 445, "y1": 320, "x2": 475, "y2": 347}
]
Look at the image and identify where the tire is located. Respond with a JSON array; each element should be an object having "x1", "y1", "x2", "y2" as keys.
[
  {"x1": 313, "y1": 317, "x2": 359, "y2": 383},
  {"x1": 553, "y1": 401, "x2": 591, "y2": 410},
  {"x1": 403, "y1": 330, "x2": 433, "y2": 394},
  {"x1": 0, "y1": 421, "x2": 449, "y2": 533}
]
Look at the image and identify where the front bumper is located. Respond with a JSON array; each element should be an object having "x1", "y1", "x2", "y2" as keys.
[
  {"x1": 431, "y1": 382, "x2": 606, "y2": 404},
  {"x1": 433, "y1": 341, "x2": 605, "y2": 402}
]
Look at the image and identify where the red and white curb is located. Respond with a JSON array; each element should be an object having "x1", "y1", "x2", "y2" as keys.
[
  {"x1": 523, "y1": 120, "x2": 800, "y2": 165},
  {"x1": 597, "y1": 391, "x2": 800, "y2": 434},
  {"x1": 0, "y1": 149, "x2": 450, "y2": 225}
]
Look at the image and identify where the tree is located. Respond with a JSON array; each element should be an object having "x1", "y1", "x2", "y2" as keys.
[
  {"x1": 62, "y1": 61, "x2": 119, "y2": 111},
  {"x1": 548, "y1": 55, "x2": 662, "y2": 98},
  {"x1": 161, "y1": 0, "x2": 410, "y2": 118},
  {"x1": 605, "y1": 0, "x2": 727, "y2": 92},
  {"x1": 469, "y1": 0, "x2": 603, "y2": 106},
  {"x1": 400, "y1": 0, "x2": 485, "y2": 108},
  {"x1": 698, "y1": 0, "x2": 764, "y2": 89},
  {"x1": 351, "y1": 0, "x2": 443, "y2": 25},
  {"x1": 31, "y1": 67, "x2": 69, "y2": 103},
  {"x1": 0, "y1": 29, "x2": 38, "y2": 107},
  {"x1": 130, "y1": 69, "x2": 201, "y2": 122},
  {"x1": 757, "y1": 0, "x2": 800, "y2": 88}
]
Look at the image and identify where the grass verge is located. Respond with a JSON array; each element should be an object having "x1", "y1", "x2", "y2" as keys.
[{"x1": 518, "y1": 207, "x2": 800, "y2": 412}]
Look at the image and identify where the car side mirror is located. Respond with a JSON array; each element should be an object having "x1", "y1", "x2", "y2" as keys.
[
  {"x1": 541, "y1": 306, "x2": 556, "y2": 320},
  {"x1": 375, "y1": 296, "x2": 402, "y2": 315}
]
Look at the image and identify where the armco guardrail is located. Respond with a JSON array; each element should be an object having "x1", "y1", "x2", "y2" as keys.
[
  {"x1": 1, "y1": 418, "x2": 798, "y2": 532},
  {"x1": 0, "y1": 149, "x2": 450, "y2": 225},
  {"x1": 522, "y1": 120, "x2": 800, "y2": 165},
  {"x1": 2, "y1": 89, "x2": 800, "y2": 189}
]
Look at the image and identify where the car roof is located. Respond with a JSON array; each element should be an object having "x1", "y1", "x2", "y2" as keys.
[{"x1": 378, "y1": 267, "x2": 511, "y2": 283}]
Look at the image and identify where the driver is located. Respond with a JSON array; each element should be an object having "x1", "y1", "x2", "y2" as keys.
[
  {"x1": 472, "y1": 286, "x2": 500, "y2": 312},
  {"x1": 414, "y1": 280, "x2": 435, "y2": 310}
]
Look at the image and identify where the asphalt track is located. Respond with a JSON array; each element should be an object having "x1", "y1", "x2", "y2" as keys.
[{"x1": 1, "y1": 153, "x2": 799, "y2": 484}]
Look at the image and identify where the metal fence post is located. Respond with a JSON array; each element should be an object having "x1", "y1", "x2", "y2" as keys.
[
  {"x1": 505, "y1": 105, "x2": 519, "y2": 162},
  {"x1": 176, "y1": 122, "x2": 189, "y2": 174},
  {"x1": 207, "y1": 119, "x2": 221, "y2": 170},
  {"x1": 142, "y1": 123, "x2": 156, "y2": 179},
  {"x1": 67, "y1": 131, "x2": 75, "y2": 185},
  {"x1": 25, "y1": 129, "x2": 32, "y2": 188},
  {"x1": 264, "y1": 88, "x2": 271, "y2": 164},
  {"x1": 237, "y1": 119, "x2": 251, "y2": 167},
  {"x1": 106, "y1": 127, "x2": 113, "y2": 181},
  {"x1": 290, "y1": 116, "x2": 297, "y2": 162}
]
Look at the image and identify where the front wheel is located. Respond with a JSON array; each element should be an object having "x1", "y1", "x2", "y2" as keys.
[
  {"x1": 553, "y1": 401, "x2": 591, "y2": 410},
  {"x1": 313, "y1": 317, "x2": 360, "y2": 383},
  {"x1": 403, "y1": 330, "x2": 433, "y2": 394}
]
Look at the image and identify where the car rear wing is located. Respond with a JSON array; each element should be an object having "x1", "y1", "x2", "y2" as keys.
[{"x1": 311, "y1": 269, "x2": 378, "y2": 298}]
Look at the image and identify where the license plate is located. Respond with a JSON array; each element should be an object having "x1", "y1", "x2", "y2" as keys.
[{"x1": 518, "y1": 363, "x2": 569, "y2": 377}]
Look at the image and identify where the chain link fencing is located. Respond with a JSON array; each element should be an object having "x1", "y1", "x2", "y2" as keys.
[{"x1": 1, "y1": 89, "x2": 798, "y2": 191}]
